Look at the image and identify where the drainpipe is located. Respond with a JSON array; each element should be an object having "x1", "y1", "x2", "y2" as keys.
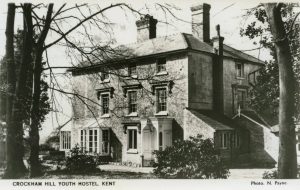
[{"x1": 212, "y1": 25, "x2": 224, "y2": 114}]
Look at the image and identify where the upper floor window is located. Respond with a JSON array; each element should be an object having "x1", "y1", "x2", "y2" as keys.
[
  {"x1": 101, "y1": 72, "x2": 109, "y2": 81},
  {"x1": 101, "y1": 94, "x2": 109, "y2": 115},
  {"x1": 236, "y1": 63, "x2": 244, "y2": 78},
  {"x1": 237, "y1": 90, "x2": 246, "y2": 109},
  {"x1": 128, "y1": 91, "x2": 137, "y2": 114},
  {"x1": 128, "y1": 63, "x2": 137, "y2": 77},
  {"x1": 157, "y1": 58, "x2": 166, "y2": 73},
  {"x1": 156, "y1": 88, "x2": 167, "y2": 113}
]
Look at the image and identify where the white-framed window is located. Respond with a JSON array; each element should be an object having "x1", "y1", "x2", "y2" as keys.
[
  {"x1": 80, "y1": 129, "x2": 86, "y2": 152},
  {"x1": 156, "y1": 88, "x2": 167, "y2": 113},
  {"x1": 127, "y1": 127, "x2": 137, "y2": 150},
  {"x1": 101, "y1": 93, "x2": 109, "y2": 115},
  {"x1": 128, "y1": 91, "x2": 137, "y2": 114},
  {"x1": 88, "y1": 129, "x2": 98, "y2": 153},
  {"x1": 102, "y1": 129, "x2": 110, "y2": 154},
  {"x1": 128, "y1": 63, "x2": 137, "y2": 77},
  {"x1": 157, "y1": 58, "x2": 166, "y2": 73},
  {"x1": 60, "y1": 131, "x2": 71, "y2": 150},
  {"x1": 220, "y1": 132, "x2": 229, "y2": 149},
  {"x1": 236, "y1": 62, "x2": 244, "y2": 78}
]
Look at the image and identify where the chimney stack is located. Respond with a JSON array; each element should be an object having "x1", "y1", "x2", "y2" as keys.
[
  {"x1": 136, "y1": 15, "x2": 158, "y2": 42},
  {"x1": 212, "y1": 25, "x2": 225, "y2": 114},
  {"x1": 190, "y1": 3, "x2": 211, "y2": 43}
]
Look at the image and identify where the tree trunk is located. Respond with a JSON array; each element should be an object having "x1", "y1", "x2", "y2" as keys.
[
  {"x1": 3, "y1": 3, "x2": 27, "y2": 179},
  {"x1": 10, "y1": 3, "x2": 34, "y2": 176},
  {"x1": 264, "y1": 3, "x2": 297, "y2": 179},
  {"x1": 29, "y1": 3, "x2": 53, "y2": 177}
]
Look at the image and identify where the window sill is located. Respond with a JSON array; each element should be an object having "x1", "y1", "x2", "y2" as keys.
[
  {"x1": 124, "y1": 75, "x2": 138, "y2": 80},
  {"x1": 101, "y1": 114, "x2": 110, "y2": 118},
  {"x1": 127, "y1": 149, "x2": 138, "y2": 154},
  {"x1": 155, "y1": 111, "x2": 168, "y2": 116},
  {"x1": 155, "y1": 71, "x2": 168, "y2": 76},
  {"x1": 100, "y1": 79, "x2": 110, "y2": 83},
  {"x1": 236, "y1": 76, "x2": 245, "y2": 80},
  {"x1": 125, "y1": 112, "x2": 138, "y2": 117}
]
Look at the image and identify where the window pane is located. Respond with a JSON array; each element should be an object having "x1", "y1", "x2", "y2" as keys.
[
  {"x1": 157, "y1": 58, "x2": 166, "y2": 72},
  {"x1": 157, "y1": 89, "x2": 167, "y2": 112},
  {"x1": 129, "y1": 64, "x2": 137, "y2": 76},
  {"x1": 134, "y1": 130, "x2": 137, "y2": 149},
  {"x1": 101, "y1": 94, "x2": 109, "y2": 114},
  {"x1": 128, "y1": 91, "x2": 137, "y2": 113},
  {"x1": 129, "y1": 130, "x2": 132, "y2": 149}
]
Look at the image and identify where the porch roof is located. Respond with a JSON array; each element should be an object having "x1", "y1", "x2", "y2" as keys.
[{"x1": 188, "y1": 109, "x2": 234, "y2": 131}]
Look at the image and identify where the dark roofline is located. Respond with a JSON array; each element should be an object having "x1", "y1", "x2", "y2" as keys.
[
  {"x1": 69, "y1": 33, "x2": 265, "y2": 74},
  {"x1": 68, "y1": 49, "x2": 189, "y2": 74}
]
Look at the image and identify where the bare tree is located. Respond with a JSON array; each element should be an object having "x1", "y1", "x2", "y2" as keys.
[{"x1": 3, "y1": 3, "x2": 27, "y2": 179}]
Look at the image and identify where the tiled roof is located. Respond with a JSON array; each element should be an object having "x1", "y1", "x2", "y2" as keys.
[
  {"x1": 188, "y1": 109, "x2": 234, "y2": 131},
  {"x1": 118, "y1": 33, "x2": 264, "y2": 63},
  {"x1": 71, "y1": 33, "x2": 264, "y2": 70}
]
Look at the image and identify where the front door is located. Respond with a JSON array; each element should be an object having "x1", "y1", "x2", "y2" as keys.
[{"x1": 142, "y1": 128, "x2": 155, "y2": 166}]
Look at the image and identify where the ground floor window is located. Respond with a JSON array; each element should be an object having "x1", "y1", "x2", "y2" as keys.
[
  {"x1": 128, "y1": 128, "x2": 137, "y2": 150},
  {"x1": 231, "y1": 132, "x2": 240, "y2": 148},
  {"x1": 61, "y1": 131, "x2": 71, "y2": 150},
  {"x1": 88, "y1": 129, "x2": 98, "y2": 153},
  {"x1": 159, "y1": 132, "x2": 163, "y2": 150},
  {"x1": 220, "y1": 132, "x2": 229, "y2": 149},
  {"x1": 80, "y1": 130, "x2": 86, "y2": 151},
  {"x1": 219, "y1": 131, "x2": 240, "y2": 149},
  {"x1": 102, "y1": 129, "x2": 110, "y2": 154}
]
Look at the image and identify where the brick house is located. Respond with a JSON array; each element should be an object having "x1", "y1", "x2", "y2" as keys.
[{"x1": 60, "y1": 3, "x2": 279, "y2": 167}]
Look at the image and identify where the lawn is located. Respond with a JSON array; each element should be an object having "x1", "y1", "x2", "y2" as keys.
[{"x1": 0, "y1": 169, "x2": 156, "y2": 179}]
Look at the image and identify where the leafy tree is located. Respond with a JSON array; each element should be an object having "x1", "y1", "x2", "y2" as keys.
[
  {"x1": 152, "y1": 135, "x2": 229, "y2": 179},
  {"x1": 240, "y1": 4, "x2": 300, "y2": 123}
]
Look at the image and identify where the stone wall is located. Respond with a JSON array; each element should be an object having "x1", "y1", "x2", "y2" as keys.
[
  {"x1": 188, "y1": 52, "x2": 213, "y2": 110},
  {"x1": 222, "y1": 58, "x2": 261, "y2": 117},
  {"x1": 234, "y1": 115, "x2": 277, "y2": 167},
  {"x1": 183, "y1": 109, "x2": 215, "y2": 139},
  {"x1": 71, "y1": 52, "x2": 188, "y2": 164}
]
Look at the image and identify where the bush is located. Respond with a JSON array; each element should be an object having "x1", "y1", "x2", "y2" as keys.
[
  {"x1": 153, "y1": 135, "x2": 230, "y2": 179},
  {"x1": 262, "y1": 170, "x2": 278, "y2": 179},
  {"x1": 65, "y1": 146, "x2": 98, "y2": 173}
]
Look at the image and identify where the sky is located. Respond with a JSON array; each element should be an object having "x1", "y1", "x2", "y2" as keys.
[{"x1": 0, "y1": 0, "x2": 273, "y2": 142}]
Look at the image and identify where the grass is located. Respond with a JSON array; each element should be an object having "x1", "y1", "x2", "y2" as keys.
[{"x1": 0, "y1": 169, "x2": 156, "y2": 179}]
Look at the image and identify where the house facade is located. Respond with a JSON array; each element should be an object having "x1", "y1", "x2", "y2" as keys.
[{"x1": 60, "y1": 3, "x2": 279, "y2": 167}]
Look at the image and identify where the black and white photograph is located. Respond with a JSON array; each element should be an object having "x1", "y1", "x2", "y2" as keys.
[{"x1": 0, "y1": 0, "x2": 299, "y2": 189}]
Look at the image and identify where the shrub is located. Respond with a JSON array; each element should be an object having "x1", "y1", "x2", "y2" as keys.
[
  {"x1": 153, "y1": 135, "x2": 230, "y2": 179},
  {"x1": 262, "y1": 170, "x2": 278, "y2": 179},
  {"x1": 65, "y1": 145, "x2": 98, "y2": 173}
]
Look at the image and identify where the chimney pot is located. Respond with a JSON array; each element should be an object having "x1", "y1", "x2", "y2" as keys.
[{"x1": 136, "y1": 15, "x2": 158, "y2": 42}]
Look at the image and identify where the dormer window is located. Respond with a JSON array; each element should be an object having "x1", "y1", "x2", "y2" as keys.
[
  {"x1": 236, "y1": 63, "x2": 244, "y2": 78},
  {"x1": 128, "y1": 63, "x2": 137, "y2": 78},
  {"x1": 101, "y1": 72, "x2": 109, "y2": 81},
  {"x1": 157, "y1": 58, "x2": 166, "y2": 73}
]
